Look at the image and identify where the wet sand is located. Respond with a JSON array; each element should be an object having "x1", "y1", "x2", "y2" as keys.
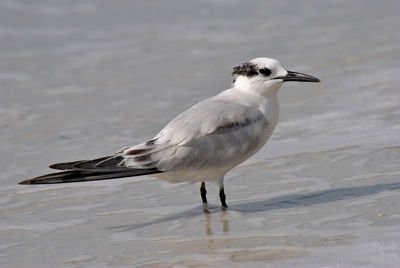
[{"x1": 1, "y1": 0, "x2": 400, "y2": 267}]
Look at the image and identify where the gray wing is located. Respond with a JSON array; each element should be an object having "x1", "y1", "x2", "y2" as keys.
[
  {"x1": 24, "y1": 91, "x2": 271, "y2": 184},
  {"x1": 22, "y1": 155, "x2": 161, "y2": 185},
  {"x1": 121, "y1": 94, "x2": 269, "y2": 172}
]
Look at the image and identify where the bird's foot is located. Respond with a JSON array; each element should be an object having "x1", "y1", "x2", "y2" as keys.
[
  {"x1": 202, "y1": 203, "x2": 210, "y2": 213},
  {"x1": 203, "y1": 203, "x2": 221, "y2": 213}
]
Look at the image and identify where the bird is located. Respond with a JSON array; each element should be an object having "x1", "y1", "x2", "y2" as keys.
[{"x1": 19, "y1": 57, "x2": 320, "y2": 213}]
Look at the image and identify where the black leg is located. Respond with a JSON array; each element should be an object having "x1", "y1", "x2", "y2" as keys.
[
  {"x1": 200, "y1": 182, "x2": 209, "y2": 212},
  {"x1": 219, "y1": 187, "x2": 228, "y2": 209},
  {"x1": 200, "y1": 182, "x2": 207, "y2": 203}
]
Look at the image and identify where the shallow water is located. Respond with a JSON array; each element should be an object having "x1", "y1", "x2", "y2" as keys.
[{"x1": 1, "y1": 0, "x2": 400, "y2": 267}]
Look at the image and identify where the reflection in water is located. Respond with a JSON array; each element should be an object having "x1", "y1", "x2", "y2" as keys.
[
  {"x1": 204, "y1": 210, "x2": 233, "y2": 252},
  {"x1": 220, "y1": 210, "x2": 230, "y2": 233},
  {"x1": 204, "y1": 210, "x2": 230, "y2": 235},
  {"x1": 205, "y1": 213, "x2": 212, "y2": 235},
  {"x1": 110, "y1": 182, "x2": 400, "y2": 232}
]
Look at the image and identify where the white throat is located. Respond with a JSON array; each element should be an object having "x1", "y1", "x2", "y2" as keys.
[{"x1": 233, "y1": 75, "x2": 283, "y2": 96}]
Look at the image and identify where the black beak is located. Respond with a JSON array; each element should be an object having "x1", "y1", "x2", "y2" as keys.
[{"x1": 274, "y1": 70, "x2": 320, "y2": 82}]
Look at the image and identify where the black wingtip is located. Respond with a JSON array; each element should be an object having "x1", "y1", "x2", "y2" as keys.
[
  {"x1": 18, "y1": 179, "x2": 33, "y2": 185},
  {"x1": 17, "y1": 168, "x2": 162, "y2": 185},
  {"x1": 49, "y1": 160, "x2": 86, "y2": 170},
  {"x1": 49, "y1": 163, "x2": 65, "y2": 169},
  {"x1": 18, "y1": 177, "x2": 64, "y2": 185}
]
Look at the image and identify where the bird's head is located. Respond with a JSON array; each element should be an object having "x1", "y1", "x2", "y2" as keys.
[{"x1": 232, "y1": 57, "x2": 320, "y2": 96}]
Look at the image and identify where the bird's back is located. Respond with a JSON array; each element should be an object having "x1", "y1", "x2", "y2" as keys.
[{"x1": 123, "y1": 88, "x2": 278, "y2": 183}]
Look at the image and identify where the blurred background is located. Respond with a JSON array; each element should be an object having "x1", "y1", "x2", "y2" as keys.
[{"x1": 1, "y1": 0, "x2": 400, "y2": 267}]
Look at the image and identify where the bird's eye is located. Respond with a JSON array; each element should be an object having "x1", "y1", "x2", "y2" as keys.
[{"x1": 259, "y1": 68, "x2": 272, "y2": 76}]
